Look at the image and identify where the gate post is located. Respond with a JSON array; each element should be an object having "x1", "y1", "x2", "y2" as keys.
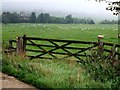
[
  {"x1": 98, "y1": 35, "x2": 104, "y2": 58},
  {"x1": 110, "y1": 44, "x2": 116, "y2": 60},
  {"x1": 16, "y1": 36, "x2": 23, "y2": 56}
]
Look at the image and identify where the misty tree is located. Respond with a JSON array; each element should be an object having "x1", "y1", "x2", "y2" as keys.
[
  {"x1": 37, "y1": 13, "x2": 45, "y2": 23},
  {"x1": 29, "y1": 12, "x2": 36, "y2": 23},
  {"x1": 100, "y1": 20, "x2": 118, "y2": 24},
  {"x1": 36, "y1": 14, "x2": 42, "y2": 23},
  {"x1": 10, "y1": 12, "x2": 21, "y2": 23},
  {"x1": 87, "y1": 20, "x2": 95, "y2": 24},
  {"x1": 2, "y1": 12, "x2": 21, "y2": 24},
  {"x1": 2, "y1": 12, "x2": 9, "y2": 24},
  {"x1": 65, "y1": 14, "x2": 73, "y2": 24},
  {"x1": 44, "y1": 13, "x2": 50, "y2": 23},
  {"x1": 2, "y1": 12, "x2": 95, "y2": 24}
]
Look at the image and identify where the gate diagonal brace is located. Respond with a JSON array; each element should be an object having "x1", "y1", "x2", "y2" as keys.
[
  {"x1": 76, "y1": 44, "x2": 98, "y2": 54},
  {"x1": 48, "y1": 40, "x2": 82, "y2": 60},
  {"x1": 28, "y1": 40, "x2": 57, "y2": 58},
  {"x1": 63, "y1": 44, "x2": 98, "y2": 60},
  {"x1": 35, "y1": 40, "x2": 72, "y2": 58}
]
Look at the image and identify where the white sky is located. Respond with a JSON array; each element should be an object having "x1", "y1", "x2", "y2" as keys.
[{"x1": 2, "y1": 0, "x2": 118, "y2": 20}]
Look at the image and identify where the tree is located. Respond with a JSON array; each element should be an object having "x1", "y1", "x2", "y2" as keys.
[
  {"x1": 44, "y1": 13, "x2": 50, "y2": 23},
  {"x1": 2, "y1": 15, "x2": 9, "y2": 24},
  {"x1": 2, "y1": 12, "x2": 9, "y2": 24},
  {"x1": 65, "y1": 14, "x2": 73, "y2": 24},
  {"x1": 2, "y1": 12, "x2": 21, "y2": 23},
  {"x1": 29, "y1": 12, "x2": 36, "y2": 23},
  {"x1": 10, "y1": 12, "x2": 21, "y2": 23},
  {"x1": 5, "y1": 12, "x2": 11, "y2": 23},
  {"x1": 36, "y1": 14, "x2": 41, "y2": 23},
  {"x1": 88, "y1": 20, "x2": 95, "y2": 24},
  {"x1": 39, "y1": 13, "x2": 44, "y2": 23}
]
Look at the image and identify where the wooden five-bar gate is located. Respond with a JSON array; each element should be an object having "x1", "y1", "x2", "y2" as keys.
[{"x1": 6, "y1": 35, "x2": 120, "y2": 61}]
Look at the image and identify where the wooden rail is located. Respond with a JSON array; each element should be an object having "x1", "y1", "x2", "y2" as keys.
[{"x1": 6, "y1": 35, "x2": 120, "y2": 60}]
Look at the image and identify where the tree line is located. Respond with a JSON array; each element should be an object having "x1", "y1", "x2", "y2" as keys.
[
  {"x1": 1, "y1": 12, "x2": 95, "y2": 24},
  {"x1": 100, "y1": 20, "x2": 120, "y2": 24}
]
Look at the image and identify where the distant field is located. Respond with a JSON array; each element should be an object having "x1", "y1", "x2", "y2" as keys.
[{"x1": 2, "y1": 23, "x2": 118, "y2": 44}]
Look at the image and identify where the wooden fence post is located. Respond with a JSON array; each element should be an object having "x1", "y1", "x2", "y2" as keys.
[
  {"x1": 110, "y1": 44, "x2": 116, "y2": 60},
  {"x1": 16, "y1": 36, "x2": 23, "y2": 56},
  {"x1": 98, "y1": 35, "x2": 104, "y2": 57},
  {"x1": 23, "y1": 35, "x2": 27, "y2": 56}
]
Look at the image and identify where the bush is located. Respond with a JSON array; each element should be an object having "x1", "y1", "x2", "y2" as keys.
[{"x1": 80, "y1": 55, "x2": 120, "y2": 88}]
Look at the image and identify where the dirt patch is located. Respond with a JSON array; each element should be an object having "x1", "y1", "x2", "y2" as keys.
[{"x1": 0, "y1": 72, "x2": 37, "y2": 89}]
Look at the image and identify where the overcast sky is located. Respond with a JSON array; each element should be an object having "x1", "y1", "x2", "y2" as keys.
[{"x1": 2, "y1": 0, "x2": 118, "y2": 20}]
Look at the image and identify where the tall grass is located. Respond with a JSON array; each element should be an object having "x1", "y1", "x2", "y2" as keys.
[{"x1": 2, "y1": 52, "x2": 120, "y2": 88}]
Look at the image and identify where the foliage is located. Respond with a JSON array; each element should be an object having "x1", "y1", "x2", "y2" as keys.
[
  {"x1": 80, "y1": 56, "x2": 120, "y2": 88},
  {"x1": 29, "y1": 12, "x2": 36, "y2": 23},
  {"x1": 2, "y1": 12, "x2": 21, "y2": 24},
  {"x1": 1, "y1": 12, "x2": 95, "y2": 24},
  {"x1": 37, "y1": 13, "x2": 50, "y2": 23},
  {"x1": 100, "y1": 20, "x2": 118, "y2": 24},
  {"x1": 2, "y1": 50, "x2": 120, "y2": 89},
  {"x1": 65, "y1": 14, "x2": 73, "y2": 24},
  {"x1": 3, "y1": 52, "x2": 119, "y2": 88}
]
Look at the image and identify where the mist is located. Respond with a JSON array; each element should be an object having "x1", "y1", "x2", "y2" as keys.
[{"x1": 2, "y1": 0, "x2": 118, "y2": 21}]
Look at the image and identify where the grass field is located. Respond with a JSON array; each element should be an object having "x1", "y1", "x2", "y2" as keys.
[
  {"x1": 2, "y1": 23, "x2": 118, "y2": 43},
  {"x1": 2, "y1": 23, "x2": 120, "y2": 88}
]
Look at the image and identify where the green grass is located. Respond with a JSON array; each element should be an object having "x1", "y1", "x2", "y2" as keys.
[
  {"x1": 3, "y1": 54, "x2": 119, "y2": 88},
  {"x1": 2, "y1": 23, "x2": 120, "y2": 88},
  {"x1": 2, "y1": 23, "x2": 118, "y2": 43},
  {"x1": 2, "y1": 23, "x2": 118, "y2": 57}
]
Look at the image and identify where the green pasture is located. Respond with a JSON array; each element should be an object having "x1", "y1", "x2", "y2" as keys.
[
  {"x1": 2, "y1": 23, "x2": 120, "y2": 88},
  {"x1": 2, "y1": 23, "x2": 118, "y2": 44}
]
